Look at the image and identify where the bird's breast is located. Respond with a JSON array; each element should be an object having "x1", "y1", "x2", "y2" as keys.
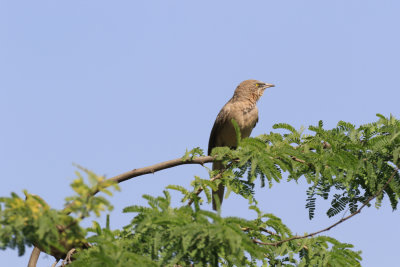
[
  {"x1": 216, "y1": 102, "x2": 258, "y2": 147},
  {"x1": 230, "y1": 101, "x2": 259, "y2": 132}
]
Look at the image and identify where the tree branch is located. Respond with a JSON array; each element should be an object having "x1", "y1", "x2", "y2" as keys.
[
  {"x1": 28, "y1": 247, "x2": 41, "y2": 267},
  {"x1": 108, "y1": 156, "x2": 214, "y2": 184}
]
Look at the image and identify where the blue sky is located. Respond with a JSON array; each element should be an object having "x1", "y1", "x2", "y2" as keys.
[{"x1": 1, "y1": 1, "x2": 399, "y2": 266}]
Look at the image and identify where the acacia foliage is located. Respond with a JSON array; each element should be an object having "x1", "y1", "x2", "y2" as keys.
[{"x1": 0, "y1": 114, "x2": 399, "y2": 266}]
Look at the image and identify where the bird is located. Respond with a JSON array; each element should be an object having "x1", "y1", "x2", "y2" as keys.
[{"x1": 208, "y1": 79, "x2": 274, "y2": 210}]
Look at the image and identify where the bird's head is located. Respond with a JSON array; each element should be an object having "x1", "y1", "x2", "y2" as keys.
[{"x1": 233, "y1": 79, "x2": 275, "y2": 102}]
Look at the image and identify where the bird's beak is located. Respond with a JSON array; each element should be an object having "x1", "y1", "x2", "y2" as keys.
[{"x1": 262, "y1": 83, "x2": 275, "y2": 89}]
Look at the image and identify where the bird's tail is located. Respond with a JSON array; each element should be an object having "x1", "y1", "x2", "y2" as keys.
[{"x1": 212, "y1": 161, "x2": 225, "y2": 211}]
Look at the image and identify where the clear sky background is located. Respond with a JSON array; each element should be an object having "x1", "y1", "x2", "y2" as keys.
[{"x1": 1, "y1": 1, "x2": 399, "y2": 266}]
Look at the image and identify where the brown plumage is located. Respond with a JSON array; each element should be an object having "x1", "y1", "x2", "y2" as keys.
[{"x1": 208, "y1": 79, "x2": 274, "y2": 210}]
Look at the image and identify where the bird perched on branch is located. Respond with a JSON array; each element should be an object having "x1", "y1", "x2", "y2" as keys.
[{"x1": 208, "y1": 79, "x2": 274, "y2": 210}]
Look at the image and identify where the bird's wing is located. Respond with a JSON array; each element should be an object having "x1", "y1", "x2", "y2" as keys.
[
  {"x1": 208, "y1": 103, "x2": 231, "y2": 155},
  {"x1": 253, "y1": 116, "x2": 259, "y2": 129}
]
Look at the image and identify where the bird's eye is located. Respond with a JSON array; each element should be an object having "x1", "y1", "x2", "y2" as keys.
[{"x1": 256, "y1": 83, "x2": 260, "y2": 87}]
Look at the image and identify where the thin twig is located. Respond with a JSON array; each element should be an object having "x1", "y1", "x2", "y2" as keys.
[
  {"x1": 254, "y1": 166, "x2": 399, "y2": 246},
  {"x1": 242, "y1": 227, "x2": 278, "y2": 236},
  {"x1": 290, "y1": 156, "x2": 306, "y2": 164},
  {"x1": 259, "y1": 227, "x2": 279, "y2": 236},
  {"x1": 187, "y1": 167, "x2": 227, "y2": 206},
  {"x1": 61, "y1": 248, "x2": 76, "y2": 266}
]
